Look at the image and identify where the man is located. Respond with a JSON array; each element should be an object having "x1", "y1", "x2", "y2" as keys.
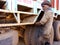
[
  {"x1": 24, "y1": 1, "x2": 54, "y2": 45},
  {"x1": 35, "y1": 1, "x2": 54, "y2": 45}
]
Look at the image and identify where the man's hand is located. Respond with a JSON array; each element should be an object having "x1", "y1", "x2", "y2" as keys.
[{"x1": 34, "y1": 22, "x2": 41, "y2": 26}]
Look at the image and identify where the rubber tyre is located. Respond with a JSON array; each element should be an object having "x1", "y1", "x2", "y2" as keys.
[
  {"x1": 31, "y1": 27, "x2": 43, "y2": 45},
  {"x1": 24, "y1": 26, "x2": 42, "y2": 45},
  {"x1": 24, "y1": 25, "x2": 54, "y2": 45},
  {"x1": 31, "y1": 26, "x2": 54, "y2": 45},
  {"x1": 24, "y1": 26, "x2": 34, "y2": 45},
  {"x1": 53, "y1": 21, "x2": 60, "y2": 40},
  {"x1": 0, "y1": 29, "x2": 18, "y2": 45}
]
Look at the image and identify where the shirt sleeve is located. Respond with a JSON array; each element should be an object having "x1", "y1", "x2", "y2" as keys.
[{"x1": 39, "y1": 11, "x2": 53, "y2": 25}]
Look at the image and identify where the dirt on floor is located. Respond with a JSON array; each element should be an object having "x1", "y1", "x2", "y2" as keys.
[{"x1": 18, "y1": 37, "x2": 60, "y2": 45}]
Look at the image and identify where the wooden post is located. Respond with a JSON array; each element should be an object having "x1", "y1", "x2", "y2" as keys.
[
  {"x1": 11, "y1": 0, "x2": 17, "y2": 11},
  {"x1": 17, "y1": 13, "x2": 20, "y2": 24},
  {"x1": 6, "y1": 0, "x2": 17, "y2": 11},
  {"x1": 6, "y1": 0, "x2": 12, "y2": 10},
  {"x1": 33, "y1": 1, "x2": 37, "y2": 14}
]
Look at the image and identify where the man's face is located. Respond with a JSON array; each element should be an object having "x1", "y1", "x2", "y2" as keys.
[{"x1": 42, "y1": 5, "x2": 49, "y2": 10}]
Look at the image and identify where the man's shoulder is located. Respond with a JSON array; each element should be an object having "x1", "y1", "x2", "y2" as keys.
[
  {"x1": 45, "y1": 10, "x2": 53, "y2": 17},
  {"x1": 45, "y1": 10, "x2": 53, "y2": 14}
]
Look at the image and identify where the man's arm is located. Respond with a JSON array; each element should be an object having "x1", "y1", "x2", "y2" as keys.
[{"x1": 35, "y1": 11, "x2": 53, "y2": 25}]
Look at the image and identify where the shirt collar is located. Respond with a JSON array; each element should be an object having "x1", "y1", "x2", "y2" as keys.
[{"x1": 44, "y1": 7, "x2": 52, "y2": 11}]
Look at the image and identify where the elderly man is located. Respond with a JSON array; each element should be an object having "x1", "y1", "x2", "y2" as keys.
[
  {"x1": 34, "y1": 1, "x2": 54, "y2": 45},
  {"x1": 24, "y1": 1, "x2": 54, "y2": 45}
]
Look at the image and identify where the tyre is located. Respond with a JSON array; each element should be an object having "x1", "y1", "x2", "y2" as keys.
[
  {"x1": 31, "y1": 26, "x2": 54, "y2": 45},
  {"x1": 0, "y1": 28, "x2": 18, "y2": 45},
  {"x1": 24, "y1": 25, "x2": 34, "y2": 45},
  {"x1": 31, "y1": 26, "x2": 43, "y2": 45},
  {"x1": 24, "y1": 25, "x2": 54, "y2": 45},
  {"x1": 53, "y1": 21, "x2": 60, "y2": 40},
  {"x1": 24, "y1": 26, "x2": 42, "y2": 45}
]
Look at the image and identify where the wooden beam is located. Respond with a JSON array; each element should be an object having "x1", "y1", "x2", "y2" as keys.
[
  {"x1": 0, "y1": 9, "x2": 38, "y2": 27},
  {"x1": 0, "y1": 9, "x2": 37, "y2": 15},
  {"x1": 0, "y1": 23, "x2": 34, "y2": 27},
  {"x1": 0, "y1": 23, "x2": 19, "y2": 27},
  {"x1": 17, "y1": 13, "x2": 20, "y2": 23}
]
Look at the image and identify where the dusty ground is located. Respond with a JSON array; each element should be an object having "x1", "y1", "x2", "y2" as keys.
[
  {"x1": 53, "y1": 41, "x2": 60, "y2": 45},
  {"x1": 18, "y1": 37, "x2": 60, "y2": 45},
  {"x1": 18, "y1": 41, "x2": 60, "y2": 45}
]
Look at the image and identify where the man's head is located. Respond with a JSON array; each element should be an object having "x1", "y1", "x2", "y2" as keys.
[{"x1": 41, "y1": 1, "x2": 51, "y2": 10}]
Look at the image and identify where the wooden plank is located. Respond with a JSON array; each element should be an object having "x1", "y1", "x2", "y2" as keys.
[
  {"x1": 0, "y1": 9, "x2": 37, "y2": 15},
  {"x1": 20, "y1": 11, "x2": 37, "y2": 15},
  {"x1": 0, "y1": 23, "x2": 34, "y2": 27},
  {"x1": 0, "y1": 23, "x2": 19, "y2": 27},
  {"x1": 20, "y1": 23, "x2": 34, "y2": 25},
  {"x1": 17, "y1": 13, "x2": 20, "y2": 23}
]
